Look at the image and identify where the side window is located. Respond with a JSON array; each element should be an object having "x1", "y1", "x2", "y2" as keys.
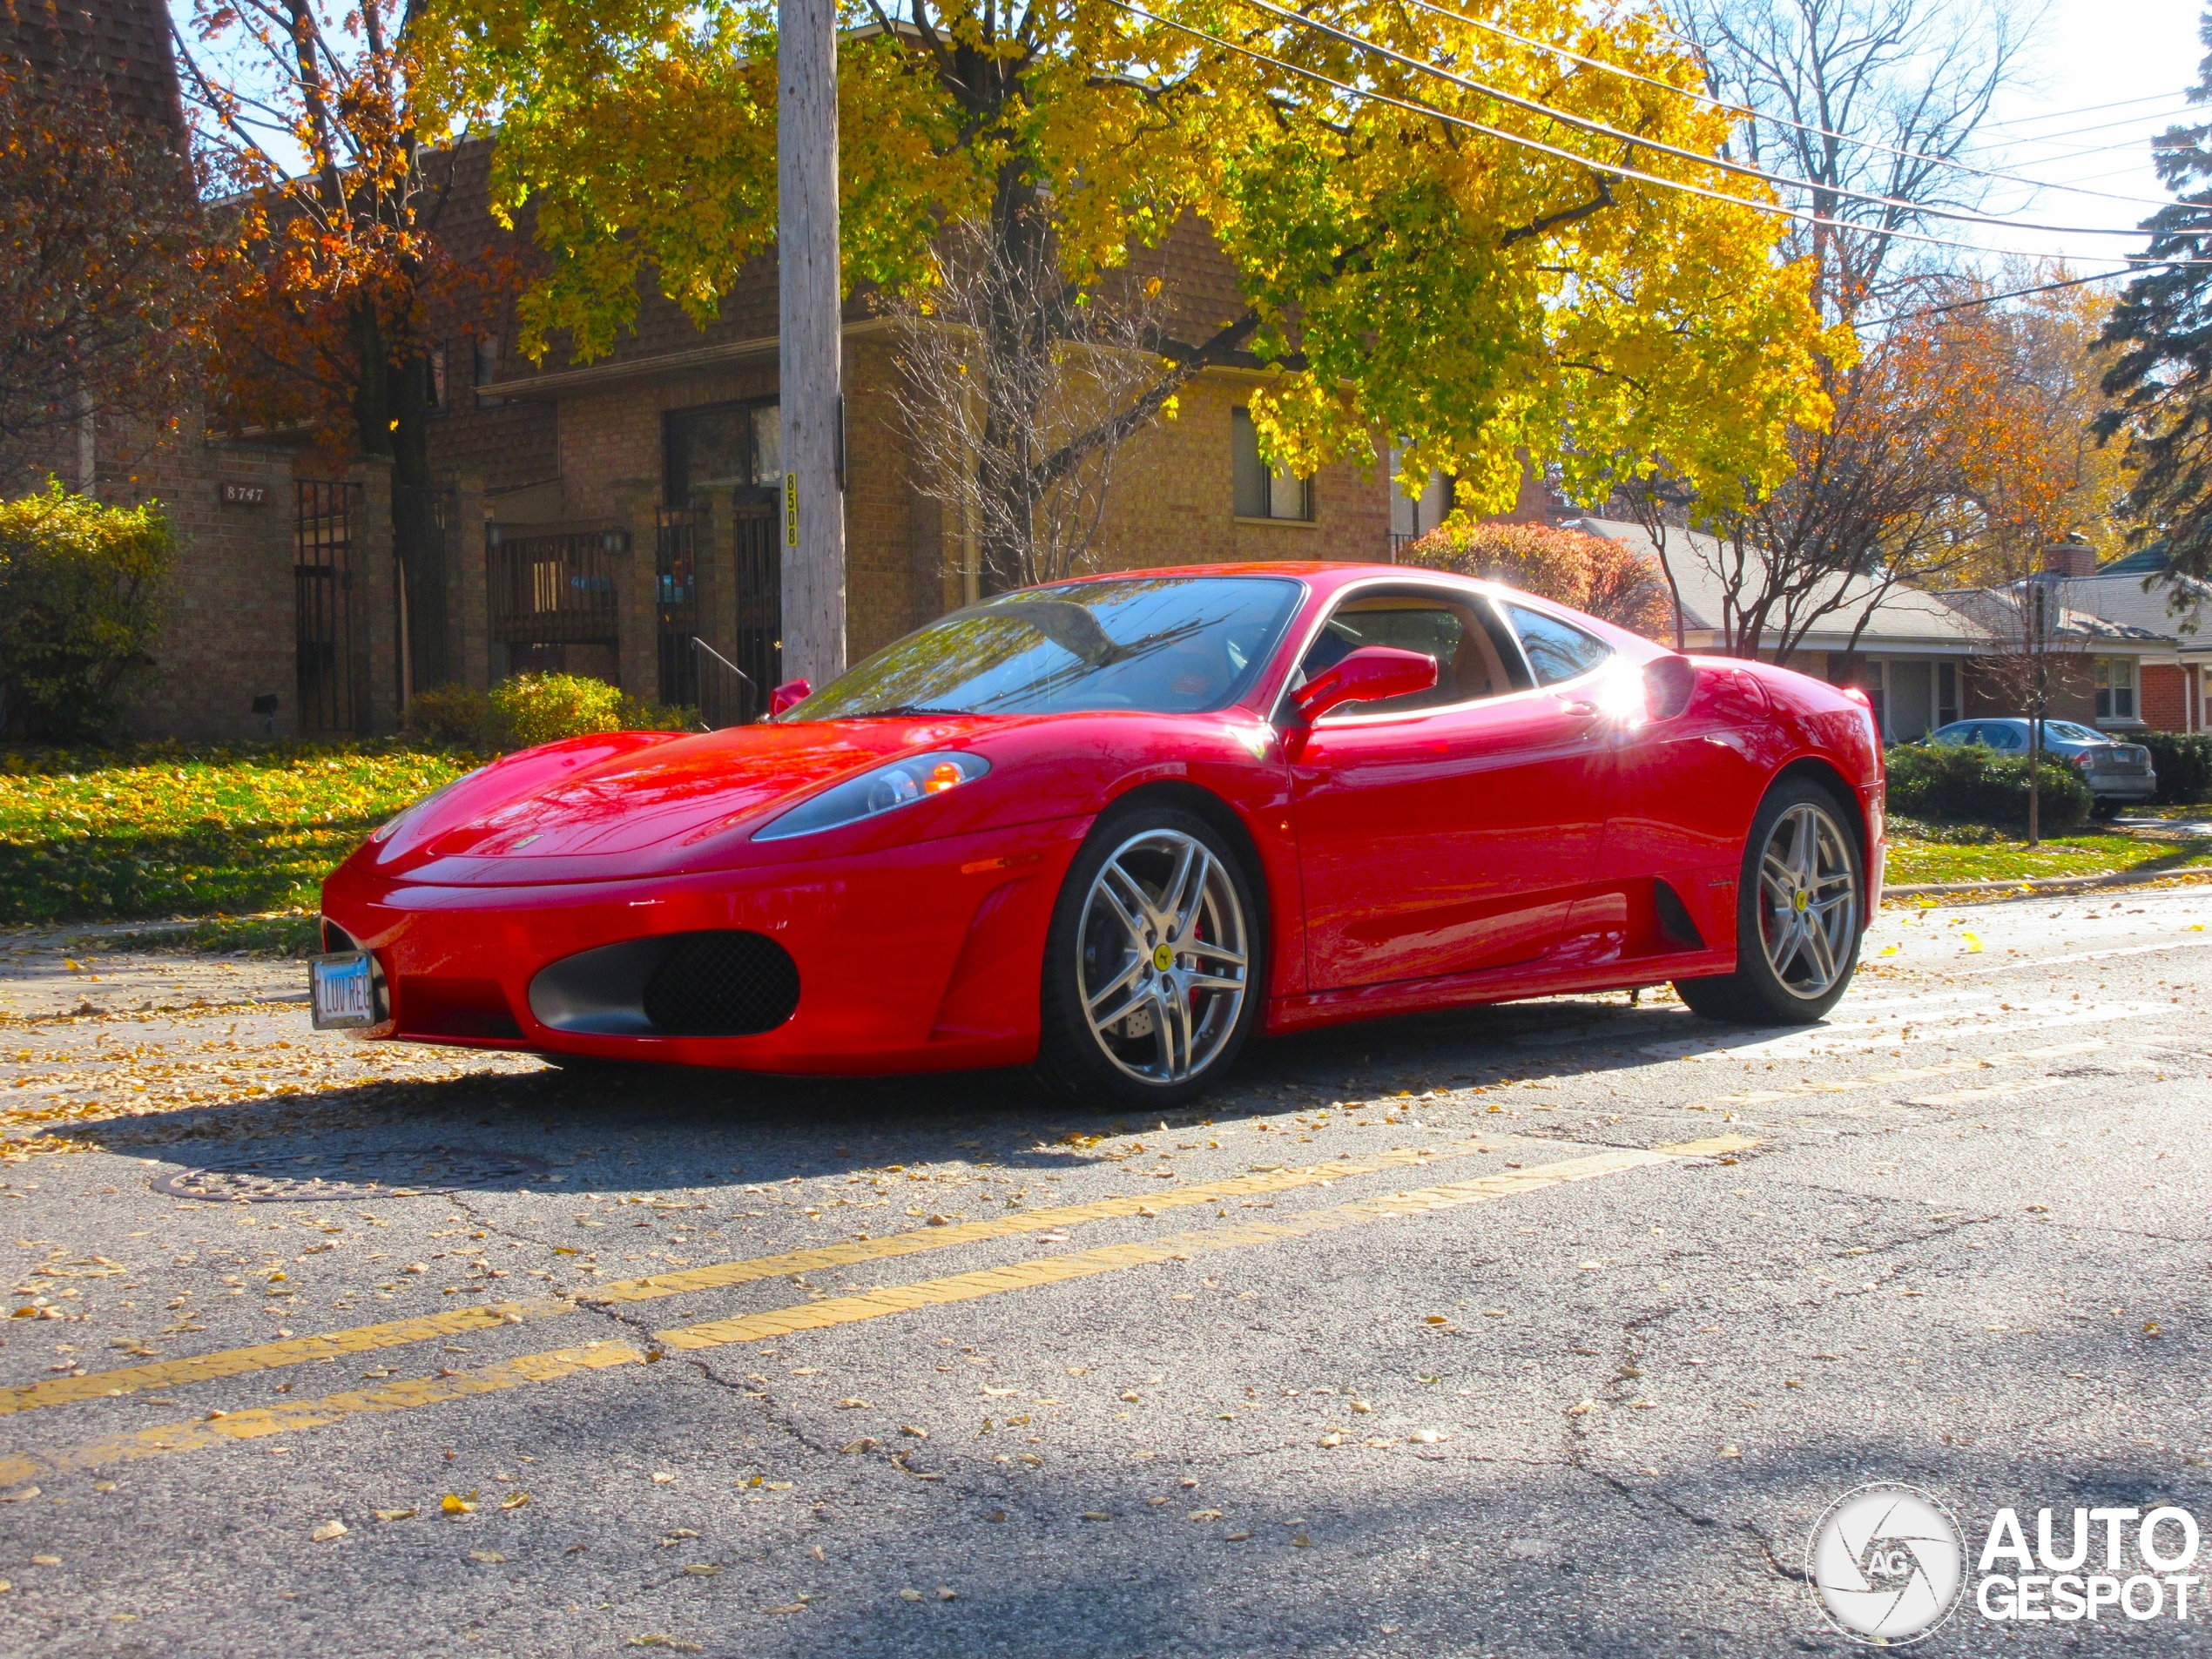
[
  {"x1": 1987, "y1": 724, "x2": 2023, "y2": 752},
  {"x1": 1504, "y1": 604, "x2": 1611, "y2": 687},
  {"x1": 1232, "y1": 408, "x2": 1314, "y2": 522},
  {"x1": 1297, "y1": 590, "x2": 1521, "y2": 714}
]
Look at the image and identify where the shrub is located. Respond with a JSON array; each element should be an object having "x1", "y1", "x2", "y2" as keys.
[
  {"x1": 1399, "y1": 521, "x2": 1673, "y2": 637},
  {"x1": 0, "y1": 482, "x2": 173, "y2": 741},
  {"x1": 2141, "y1": 731, "x2": 2212, "y2": 805},
  {"x1": 615, "y1": 693, "x2": 698, "y2": 734},
  {"x1": 403, "y1": 683, "x2": 498, "y2": 750},
  {"x1": 474, "y1": 672, "x2": 699, "y2": 750},
  {"x1": 1885, "y1": 742, "x2": 2092, "y2": 833},
  {"x1": 489, "y1": 672, "x2": 624, "y2": 747}
]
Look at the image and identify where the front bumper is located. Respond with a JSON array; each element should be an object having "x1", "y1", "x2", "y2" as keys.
[{"x1": 320, "y1": 818, "x2": 1086, "y2": 1074}]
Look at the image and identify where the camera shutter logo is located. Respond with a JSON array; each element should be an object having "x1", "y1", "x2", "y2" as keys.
[{"x1": 1807, "y1": 1484, "x2": 1966, "y2": 1644}]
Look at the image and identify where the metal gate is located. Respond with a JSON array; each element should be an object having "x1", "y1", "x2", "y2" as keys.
[
  {"x1": 487, "y1": 524, "x2": 625, "y2": 685},
  {"x1": 656, "y1": 508, "x2": 699, "y2": 708},
  {"x1": 294, "y1": 481, "x2": 362, "y2": 735},
  {"x1": 732, "y1": 502, "x2": 780, "y2": 712}
]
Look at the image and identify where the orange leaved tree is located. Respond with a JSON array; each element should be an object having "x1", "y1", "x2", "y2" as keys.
[{"x1": 175, "y1": 0, "x2": 511, "y2": 692}]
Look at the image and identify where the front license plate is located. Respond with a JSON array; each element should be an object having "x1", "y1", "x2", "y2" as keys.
[{"x1": 311, "y1": 951, "x2": 377, "y2": 1030}]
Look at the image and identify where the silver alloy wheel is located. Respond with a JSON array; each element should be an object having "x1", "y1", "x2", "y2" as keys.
[
  {"x1": 1757, "y1": 800, "x2": 1858, "y2": 1000},
  {"x1": 1076, "y1": 827, "x2": 1250, "y2": 1085}
]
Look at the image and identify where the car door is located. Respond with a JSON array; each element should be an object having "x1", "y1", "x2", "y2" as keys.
[{"x1": 1288, "y1": 586, "x2": 1613, "y2": 989}]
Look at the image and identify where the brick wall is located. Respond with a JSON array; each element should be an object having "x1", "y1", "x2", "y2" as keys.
[
  {"x1": 1960, "y1": 655, "x2": 2096, "y2": 725},
  {"x1": 111, "y1": 423, "x2": 300, "y2": 741},
  {"x1": 2141, "y1": 663, "x2": 2189, "y2": 732}
]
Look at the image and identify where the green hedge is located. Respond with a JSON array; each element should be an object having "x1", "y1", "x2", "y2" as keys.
[
  {"x1": 2141, "y1": 732, "x2": 2212, "y2": 805},
  {"x1": 0, "y1": 482, "x2": 173, "y2": 741},
  {"x1": 402, "y1": 673, "x2": 695, "y2": 751},
  {"x1": 1885, "y1": 742, "x2": 2092, "y2": 832}
]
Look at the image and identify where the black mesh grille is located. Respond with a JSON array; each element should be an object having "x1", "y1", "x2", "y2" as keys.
[{"x1": 641, "y1": 931, "x2": 800, "y2": 1036}]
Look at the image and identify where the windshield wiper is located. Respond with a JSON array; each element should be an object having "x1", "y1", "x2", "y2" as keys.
[{"x1": 860, "y1": 704, "x2": 973, "y2": 718}]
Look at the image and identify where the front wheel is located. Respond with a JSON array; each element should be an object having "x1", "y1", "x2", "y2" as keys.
[
  {"x1": 1674, "y1": 779, "x2": 1865, "y2": 1025},
  {"x1": 1034, "y1": 806, "x2": 1263, "y2": 1108}
]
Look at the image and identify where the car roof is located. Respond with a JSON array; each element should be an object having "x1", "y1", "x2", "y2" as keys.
[{"x1": 1036, "y1": 562, "x2": 1659, "y2": 653}]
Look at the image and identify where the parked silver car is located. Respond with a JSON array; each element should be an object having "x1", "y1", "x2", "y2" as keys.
[{"x1": 1927, "y1": 718, "x2": 2157, "y2": 813}]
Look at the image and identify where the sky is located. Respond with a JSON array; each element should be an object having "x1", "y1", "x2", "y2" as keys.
[{"x1": 1970, "y1": 0, "x2": 2206, "y2": 266}]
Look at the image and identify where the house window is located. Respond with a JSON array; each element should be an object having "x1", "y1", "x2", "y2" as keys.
[
  {"x1": 1937, "y1": 660, "x2": 1959, "y2": 729},
  {"x1": 2094, "y1": 656, "x2": 2137, "y2": 722},
  {"x1": 665, "y1": 400, "x2": 781, "y2": 504},
  {"x1": 1386, "y1": 443, "x2": 1448, "y2": 546},
  {"x1": 472, "y1": 335, "x2": 503, "y2": 408},
  {"x1": 1233, "y1": 408, "x2": 1313, "y2": 522},
  {"x1": 1862, "y1": 662, "x2": 1887, "y2": 740}
]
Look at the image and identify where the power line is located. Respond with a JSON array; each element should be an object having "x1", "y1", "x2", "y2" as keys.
[
  {"x1": 1980, "y1": 89, "x2": 2202, "y2": 129},
  {"x1": 1865, "y1": 267, "x2": 2144, "y2": 326},
  {"x1": 1398, "y1": 0, "x2": 2184, "y2": 213},
  {"x1": 1973, "y1": 105, "x2": 2202, "y2": 149},
  {"x1": 1222, "y1": 0, "x2": 2202, "y2": 241},
  {"x1": 1103, "y1": 0, "x2": 2212, "y2": 269}
]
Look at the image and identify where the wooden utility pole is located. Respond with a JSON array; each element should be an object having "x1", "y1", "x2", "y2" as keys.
[{"x1": 777, "y1": 0, "x2": 846, "y2": 688}]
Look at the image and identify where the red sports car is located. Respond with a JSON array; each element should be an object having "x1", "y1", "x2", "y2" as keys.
[{"x1": 315, "y1": 563, "x2": 1885, "y2": 1105}]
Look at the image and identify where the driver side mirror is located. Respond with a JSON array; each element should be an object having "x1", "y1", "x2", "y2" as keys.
[
  {"x1": 768, "y1": 678, "x2": 812, "y2": 718},
  {"x1": 1292, "y1": 645, "x2": 1439, "y2": 723}
]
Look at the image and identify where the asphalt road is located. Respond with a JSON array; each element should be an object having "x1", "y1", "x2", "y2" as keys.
[{"x1": 0, "y1": 886, "x2": 2208, "y2": 1656}]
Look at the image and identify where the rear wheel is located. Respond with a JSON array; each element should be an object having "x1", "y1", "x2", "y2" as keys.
[
  {"x1": 1674, "y1": 779, "x2": 1864, "y2": 1025},
  {"x1": 1035, "y1": 806, "x2": 1262, "y2": 1108}
]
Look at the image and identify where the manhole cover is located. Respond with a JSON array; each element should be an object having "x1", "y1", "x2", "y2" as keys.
[{"x1": 151, "y1": 1147, "x2": 550, "y2": 1203}]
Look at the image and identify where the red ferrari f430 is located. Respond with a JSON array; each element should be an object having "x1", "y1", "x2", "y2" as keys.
[{"x1": 316, "y1": 564, "x2": 1885, "y2": 1105}]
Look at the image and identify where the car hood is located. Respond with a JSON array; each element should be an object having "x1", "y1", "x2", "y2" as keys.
[{"x1": 365, "y1": 716, "x2": 1018, "y2": 884}]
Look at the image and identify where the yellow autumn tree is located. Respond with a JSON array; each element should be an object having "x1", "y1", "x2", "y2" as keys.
[{"x1": 421, "y1": 0, "x2": 1842, "y2": 574}]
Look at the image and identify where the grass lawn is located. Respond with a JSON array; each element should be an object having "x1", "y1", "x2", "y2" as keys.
[
  {"x1": 1886, "y1": 826, "x2": 2212, "y2": 887},
  {"x1": 0, "y1": 744, "x2": 472, "y2": 952}
]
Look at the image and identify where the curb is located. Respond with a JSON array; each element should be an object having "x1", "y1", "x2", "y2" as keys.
[{"x1": 1883, "y1": 867, "x2": 2212, "y2": 903}]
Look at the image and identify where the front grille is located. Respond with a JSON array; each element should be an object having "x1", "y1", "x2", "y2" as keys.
[{"x1": 640, "y1": 931, "x2": 799, "y2": 1036}]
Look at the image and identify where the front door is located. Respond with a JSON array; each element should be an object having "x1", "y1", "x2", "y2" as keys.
[{"x1": 1288, "y1": 587, "x2": 1613, "y2": 989}]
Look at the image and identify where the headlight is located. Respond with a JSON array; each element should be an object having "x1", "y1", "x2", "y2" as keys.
[
  {"x1": 752, "y1": 752, "x2": 990, "y2": 842},
  {"x1": 370, "y1": 767, "x2": 487, "y2": 844}
]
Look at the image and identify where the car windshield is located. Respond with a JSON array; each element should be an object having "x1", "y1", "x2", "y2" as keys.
[{"x1": 786, "y1": 577, "x2": 1305, "y2": 719}]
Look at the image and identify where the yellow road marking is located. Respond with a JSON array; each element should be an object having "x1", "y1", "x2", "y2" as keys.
[
  {"x1": 2, "y1": 1144, "x2": 1490, "y2": 1418},
  {"x1": 0, "y1": 1345, "x2": 643, "y2": 1487},
  {"x1": 1906, "y1": 1079, "x2": 2070, "y2": 1108},
  {"x1": 0, "y1": 1136, "x2": 1752, "y2": 1487},
  {"x1": 654, "y1": 1136, "x2": 1757, "y2": 1352},
  {"x1": 1693, "y1": 1041, "x2": 2104, "y2": 1109},
  {"x1": 11, "y1": 1035, "x2": 2074, "y2": 1420}
]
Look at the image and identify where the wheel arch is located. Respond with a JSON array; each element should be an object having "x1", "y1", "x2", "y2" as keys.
[
  {"x1": 1765, "y1": 756, "x2": 1871, "y2": 925},
  {"x1": 1096, "y1": 780, "x2": 1270, "y2": 907}
]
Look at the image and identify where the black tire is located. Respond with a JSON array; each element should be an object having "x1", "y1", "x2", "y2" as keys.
[
  {"x1": 1034, "y1": 804, "x2": 1264, "y2": 1108},
  {"x1": 1673, "y1": 776, "x2": 1865, "y2": 1026}
]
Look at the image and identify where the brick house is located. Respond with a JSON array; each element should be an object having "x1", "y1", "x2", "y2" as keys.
[
  {"x1": 1, "y1": 0, "x2": 304, "y2": 740},
  {"x1": 83, "y1": 138, "x2": 1426, "y2": 736},
  {"x1": 2037, "y1": 545, "x2": 2212, "y2": 735}
]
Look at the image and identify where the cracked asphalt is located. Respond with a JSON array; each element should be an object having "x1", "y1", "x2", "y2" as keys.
[{"x1": 0, "y1": 885, "x2": 2207, "y2": 1656}]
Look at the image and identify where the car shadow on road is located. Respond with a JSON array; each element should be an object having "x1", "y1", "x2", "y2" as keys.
[{"x1": 43, "y1": 991, "x2": 1764, "y2": 1200}]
